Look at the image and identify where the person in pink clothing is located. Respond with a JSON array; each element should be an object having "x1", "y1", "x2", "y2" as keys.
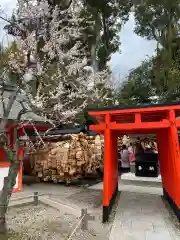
[
  {"x1": 120, "y1": 145, "x2": 130, "y2": 173},
  {"x1": 128, "y1": 143, "x2": 135, "y2": 162}
]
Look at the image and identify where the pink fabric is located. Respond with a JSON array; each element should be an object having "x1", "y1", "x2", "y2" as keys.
[{"x1": 128, "y1": 147, "x2": 135, "y2": 162}]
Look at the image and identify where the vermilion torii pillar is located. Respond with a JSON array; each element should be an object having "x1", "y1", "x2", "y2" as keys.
[
  {"x1": 87, "y1": 103, "x2": 180, "y2": 223},
  {"x1": 103, "y1": 113, "x2": 118, "y2": 222}
]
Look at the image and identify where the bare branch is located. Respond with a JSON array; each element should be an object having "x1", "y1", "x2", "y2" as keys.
[{"x1": 0, "y1": 15, "x2": 12, "y2": 26}]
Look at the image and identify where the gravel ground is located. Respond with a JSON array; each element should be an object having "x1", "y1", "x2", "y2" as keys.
[
  {"x1": 7, "y1": 204, "x2": 79, "y2": 240},
  {"x1": 10, "y1": 177, "x2": 180, "y2": 239},
  {"x1": 6, "y1": 203, "x2": 117, "y2": 240},
  {"x1": 7, "y1": 184, "x2": 119, "y2": 240}
]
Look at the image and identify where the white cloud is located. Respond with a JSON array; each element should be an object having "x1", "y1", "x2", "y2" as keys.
[
  {"x1": 112, "y1": 14, "x2": 157, "y2": 82},
  {"x1": 0, "y1": 0, "x2": 17, "y2": 44}
]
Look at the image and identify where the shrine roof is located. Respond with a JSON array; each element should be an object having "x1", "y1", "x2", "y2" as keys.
[{"x1": 87, "y1": 102, "x2": 180, "y2": 113}]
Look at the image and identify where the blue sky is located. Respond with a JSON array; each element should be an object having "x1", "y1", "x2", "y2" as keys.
[{"x1": 0, "y1": 2, "x2": 157, "y2": 81}]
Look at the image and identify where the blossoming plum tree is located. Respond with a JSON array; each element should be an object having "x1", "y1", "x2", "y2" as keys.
[
  {"x1": 0, "y1": 0, "x2": 112, "y2": 236},
  {"x1": 8, "y1": 0, "x2": 112, "y2": 123}
]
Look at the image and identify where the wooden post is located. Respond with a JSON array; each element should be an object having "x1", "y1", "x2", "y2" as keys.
[
  {"x1": 81, "y1": 208, "x2": 95, "y2": 231},
  {"x1": 33, "y1": 192, "x2": 38, "y2": 205},
  {"x1": 81, "y1": 208, "x2": 88, "y2": 230}
]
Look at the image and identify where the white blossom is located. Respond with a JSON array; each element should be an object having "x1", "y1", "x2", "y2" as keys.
[
  {"x1": 23, "y1": 70, "x2": 33, "y2": 82},
  {"x1": 6, "y1": 0, "x2": 112, "y2": 124}
]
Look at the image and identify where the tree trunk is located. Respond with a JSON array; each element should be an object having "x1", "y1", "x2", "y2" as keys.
[
  {"x1": 91, "y1": 43, "x2": 98, "y2": 74},
  {"x1": 0, "y1": 152, "x2": 20, "y2": 235},
  {"x1": 91, "y1": 12, "x2": 101, "y2": 74},
  {"x1": 0, "y1": 87, "x2": 19, "y2": 236}
]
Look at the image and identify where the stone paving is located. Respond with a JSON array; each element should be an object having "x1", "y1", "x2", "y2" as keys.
[
  {"x1": 109, "y1": 192, "x2": 180, "y2": 240},
  {"x1": 89, "y1": 175, "x2": 180, "y2": 239},
  {"x1": 89, "y1": 176, "x2": 163, "y2": 196},
  {"x1": 121, "y1": 173, "x2": 162, "y2": 182}
]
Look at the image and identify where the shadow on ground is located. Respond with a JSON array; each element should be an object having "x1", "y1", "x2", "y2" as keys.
[{"x1": 67, "y1": 189, "x2": 103, "y2": 208}]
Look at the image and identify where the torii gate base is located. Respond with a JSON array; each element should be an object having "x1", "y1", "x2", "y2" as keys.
[{"x1": 87, "y1": 103, "x2": 180, "y2": 223}]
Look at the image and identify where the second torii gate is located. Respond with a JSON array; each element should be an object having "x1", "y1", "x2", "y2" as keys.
[{"x1": 87, "y1": 102, "x2": 180, "y2": 222}]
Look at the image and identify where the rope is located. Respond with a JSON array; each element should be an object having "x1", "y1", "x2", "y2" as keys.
[
  {"x1": 11, "y1": 193, "x2": 47, "y2": 201},
  {"x1": 40, "y1": 197, "x2": 78, "y2": 212},
  {"x1": 18, "y1": 119, "x2": 46, "y2": 151},
  {"x1": 30, "y1": 121, "x2": 45, "y2": 147},
  {"x1": 66, "y1": 214, "x2": 86, "y2": 240},
  {"x1": 18, "y1": 121, "x2": 37, "y2": 152}
]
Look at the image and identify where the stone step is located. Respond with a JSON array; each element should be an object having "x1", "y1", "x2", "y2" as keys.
[{"x1": 120, "y1": 173, "x2": 162, "y2": 188}]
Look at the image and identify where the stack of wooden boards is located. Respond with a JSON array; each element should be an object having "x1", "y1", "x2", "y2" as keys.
[
  {"x1": 117, "y1": 135, "x2": 158, "y2": 152},
  {"x1": 25, "y1": 133, "x2": 104, "y2": 184},
  {"x1": 24, "y1": 133, "x2": 158, "y2": 184}
]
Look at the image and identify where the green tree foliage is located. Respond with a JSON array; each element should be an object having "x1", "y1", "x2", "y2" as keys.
[
  {"x1": 134, "y1": 0, "x2": 180, "y2": 46},
  {"x1": 117, "y1": 59, "x2": 155, "y2": 105},
  {"x1": 118, "y1": 49, "x2": 180, "y2": 105},
  {"x1": 114, "y1": 0, "x2": 180, "y2": 106},
  {"x1": 83, "y1": 0, "x2": 132, "y2": 70}
]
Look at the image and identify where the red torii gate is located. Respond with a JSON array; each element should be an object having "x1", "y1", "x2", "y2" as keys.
[{"x1": 87, "y1": 103, "x2": 180, "y2": 222}]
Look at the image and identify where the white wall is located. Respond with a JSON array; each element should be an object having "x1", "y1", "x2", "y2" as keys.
[{"x1": 0, "y1": 167, "x2": 18, "y2": 190}]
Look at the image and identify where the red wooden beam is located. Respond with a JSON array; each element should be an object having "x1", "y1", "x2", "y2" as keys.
[
  {"x1": 135, "y1": 113, "x2": 141, "y2": 124},
  {"x1": 89, "y1": 124, "x2": 106, "y2": 131},
  {"x1": 23, "y1": 125, "x2": 49, "y2": 130},
  {"x1": 109, "y1": 120, "x2": 170, "y2": 130},
  {"x1": 88, "y1": 105, "x2": 180, "y2": 116}
]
